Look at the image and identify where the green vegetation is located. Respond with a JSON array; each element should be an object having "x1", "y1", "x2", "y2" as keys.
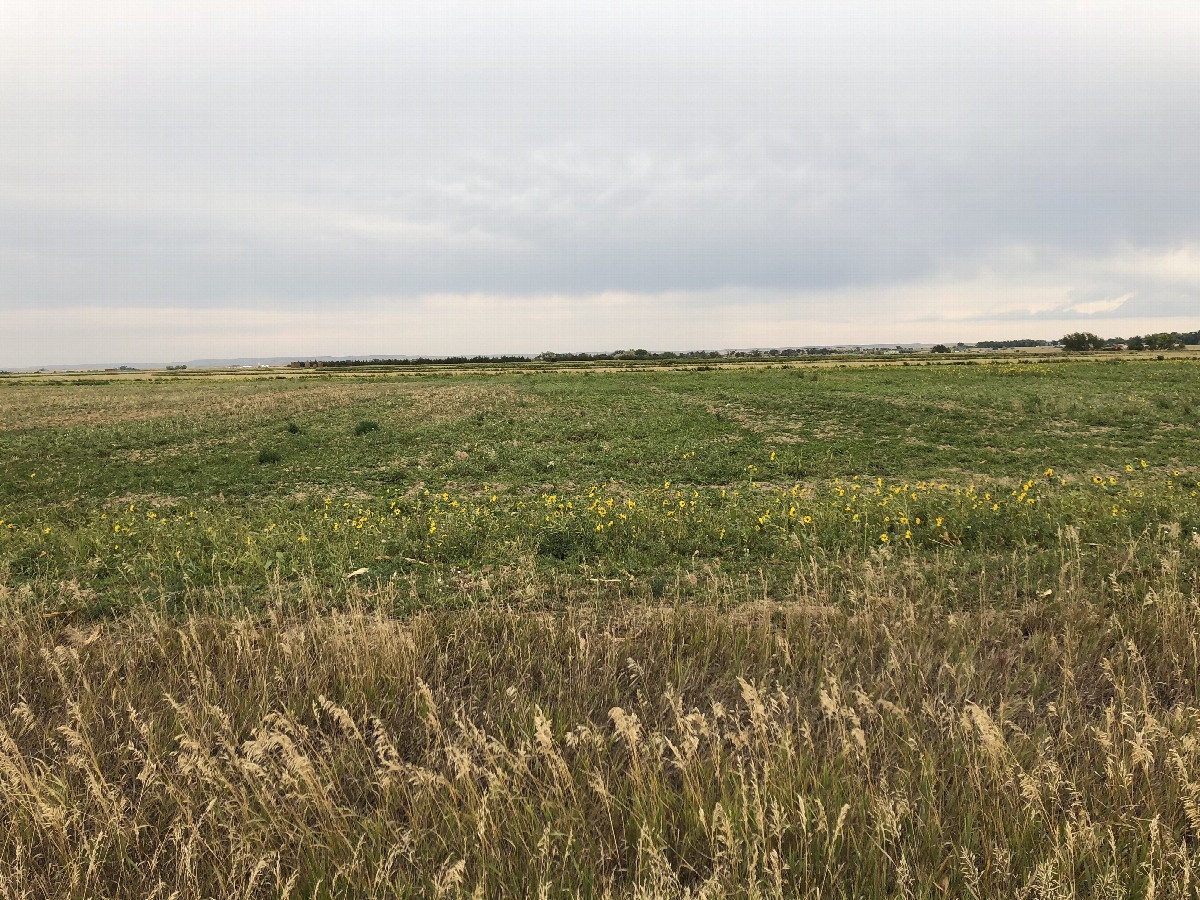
[
  {"x1": 1064, "y1": 330, "x2": 1197, "y2": 352},
  {"x1": 1060, "y1": 331, "x2": 1105, "y2": 352},
  {"x1": 1, "y1": 357, "x2": 1200, "y2": 897}
]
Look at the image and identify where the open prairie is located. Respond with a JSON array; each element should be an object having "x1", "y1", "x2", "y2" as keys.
[{"x1": 3, "y1": 357, "x2": 1200, "y2": 898}]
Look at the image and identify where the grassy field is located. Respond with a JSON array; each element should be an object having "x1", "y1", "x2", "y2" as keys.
[{"x1": 2, "y1": 357, "x2": 1200, "y2": 897}]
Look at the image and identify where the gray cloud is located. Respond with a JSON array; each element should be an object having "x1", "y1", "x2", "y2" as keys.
[{"x1": 2, "y1": 1, "x2": 1198, "y2": 364}]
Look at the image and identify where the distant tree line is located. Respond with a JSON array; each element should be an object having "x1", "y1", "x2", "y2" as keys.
[
  {"x1": 974, "y1": 339, "x2": 1054, "y2": 349},
  {"x1": 726, "y1": 348, "x2": 815, "y2": 358},
  {"x1": 290, "y1": 350, "x2": 728, "y2": 368},
  {"x1": 1061, "y1": 331, "x2": 1199, "y2": 352},
  {"x1": 536, "y1": 349, "x2": 723, "y2": 362},
  {"x1": 286, "y1": 330, "x2": 1198, "y2": 368},
  {"x1": 290, "y1": 355, "x2": 535, "y2": 368}
]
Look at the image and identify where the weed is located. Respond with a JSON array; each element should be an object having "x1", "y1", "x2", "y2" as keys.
[{"x1": 537, "y1": 526, "x2": 576, "y2": 560}]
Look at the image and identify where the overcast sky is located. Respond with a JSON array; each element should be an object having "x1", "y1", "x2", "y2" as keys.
[{"x1": 2, "y1": 1, "x2": 1198, "y2": 365}]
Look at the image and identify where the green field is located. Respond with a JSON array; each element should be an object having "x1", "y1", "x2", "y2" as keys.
[{"x1": 2, "y1": 357, "x2": 1200, "y2": 897}]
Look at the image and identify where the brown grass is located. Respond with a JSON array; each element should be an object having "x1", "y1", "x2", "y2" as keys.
[
  {"x1": 0, "y1": 379, "x2": 537, "y2": 431},
  {"x1": 2, "y1": 538, "x2": 1199, "y2": 898}
]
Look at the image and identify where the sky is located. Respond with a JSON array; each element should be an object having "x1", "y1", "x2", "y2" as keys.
[{"x1": 1, "y1": 1, "x2": 1198, "y2": 366}]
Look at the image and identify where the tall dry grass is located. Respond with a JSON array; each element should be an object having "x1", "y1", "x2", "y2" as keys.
[{"x1": 3, "y1": 535, "x2": 1200, "y2": 898}]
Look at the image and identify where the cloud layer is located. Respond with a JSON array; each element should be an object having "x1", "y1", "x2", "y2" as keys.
[{"x1": 2, "y1": 1, "x2": 1198, "y2": 364}]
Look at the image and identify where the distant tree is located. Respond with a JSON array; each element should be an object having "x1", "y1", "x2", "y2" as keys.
[
  {"x1": 930, "y1": 344, "x2": 951, "y2": 353},
  {"x1": 1126, "y1": 335, "x2": 1145, "y2": 351},
  {"x1": 1143, "y1": 332, "x2": 1182, "y2": 351},
  {"x1": 1061, "y1": 332, "x2": 1104, "y2": 352}
]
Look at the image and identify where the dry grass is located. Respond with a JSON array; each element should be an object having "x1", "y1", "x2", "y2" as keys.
[
  {"x1": 0, "y1": 378, "x2": 535, "y2": 431},
  {"x1": 2, "y1": 536, "x2": 1199, "y2": 898}
]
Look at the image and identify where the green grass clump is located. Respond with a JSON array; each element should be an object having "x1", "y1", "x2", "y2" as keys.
[
  {"x1": 256, "y1": 448, "x2": 282, "y2": 464},
  {"x1": 354, "y1": 419, "x2": 379, "y2": 435}
]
